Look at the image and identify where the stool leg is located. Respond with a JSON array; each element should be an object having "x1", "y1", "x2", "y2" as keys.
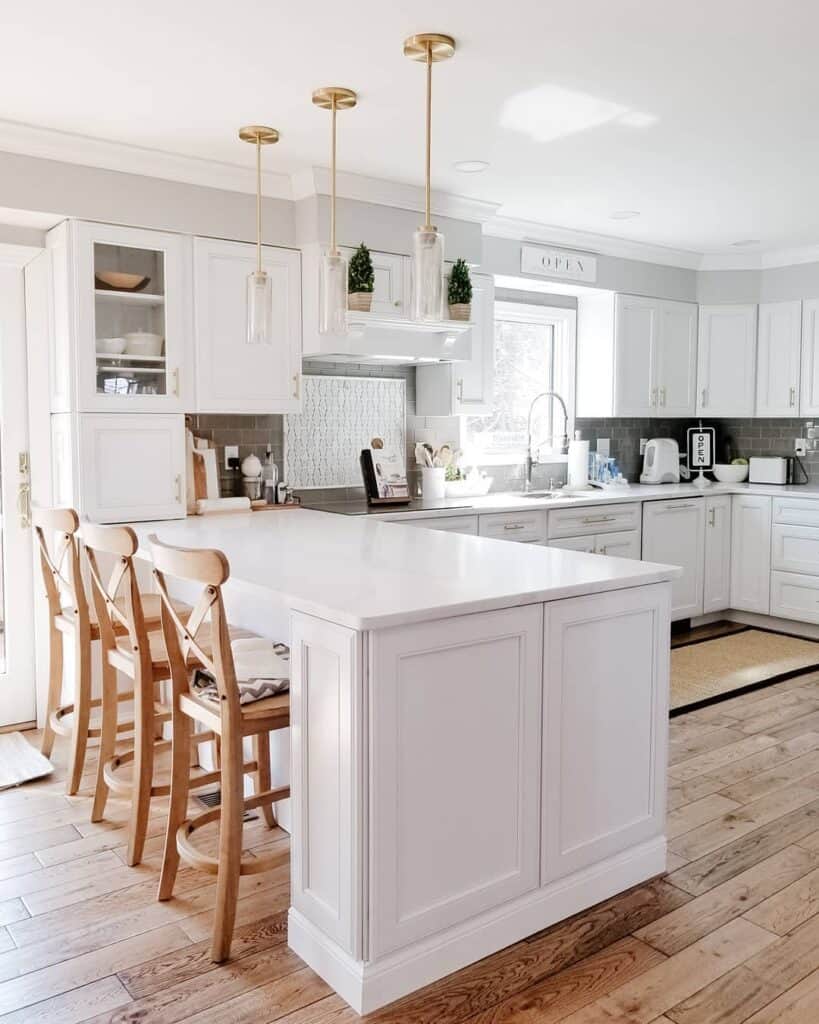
[
  {"x1": 158, "y1": 710, "x2": 192, "y2": 901},
  {"x1": 40, "y1": 621, "x2": 63, "y2": 759},
  {"x1": 210, "y1": 734, "x2": 243, "y2": 962},
  {"x1": 254, "y1": 731, "x2": 276, "y2": 829},
  {"x1": 91, "y1": 657, "x2": 118, "y2": 823},
  {"x1": 66, "y1": 627, "x2": 91, "y2": 796},
  {"x1": 126, "y1": 677, "x2": 155, "y2": 867}
]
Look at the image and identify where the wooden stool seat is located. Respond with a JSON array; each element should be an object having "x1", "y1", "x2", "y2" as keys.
[{"x1": 179, "y1": 690, "x2": 290, "y2": 736}]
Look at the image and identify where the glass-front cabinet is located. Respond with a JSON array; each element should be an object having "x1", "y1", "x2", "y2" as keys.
[{"x1": 73, "y1": 222, "x2": 192, "y2": 412}]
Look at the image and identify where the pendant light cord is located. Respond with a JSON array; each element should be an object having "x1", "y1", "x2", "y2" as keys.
[
  {"x1": 425, "y1": 41, "x2": 432, "y2": 230},
  {"x1": 256, "y1": 135, "x2": 262, "y2": 275},
  {"x1": 330, "y1": 95, "x2": 337, "y2": 255}
]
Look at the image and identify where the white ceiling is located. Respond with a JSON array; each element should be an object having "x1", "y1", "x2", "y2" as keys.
[{"x1": 1, "y1": 0, "x2": 817, "y2": 259}]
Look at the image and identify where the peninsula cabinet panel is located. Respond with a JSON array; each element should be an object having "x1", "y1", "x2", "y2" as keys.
[
  {"x1": 542, "y1": 584, "x2": 669, "y2": 884},
  {"x1": 290, "y1": 613, "x2": 362, "y2": 957},
  {"x1": 730, "y1": 494, "x2": 772, "y2": 613},
  {"x1": 368, "y1": 604, "x2": 542, "y2": 957},
  {"x1": 193, "y1": 237, "x2": 302, "y2": 413}
]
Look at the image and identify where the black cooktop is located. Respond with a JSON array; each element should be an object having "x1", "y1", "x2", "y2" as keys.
[{"x1": 300, "y1": 498, "x2": 473, "y2": 517}]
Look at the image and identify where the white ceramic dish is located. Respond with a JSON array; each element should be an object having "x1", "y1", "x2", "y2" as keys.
[
  {"x1": 713, "y1": 463, "x2": 749, "y2": 482},
  {"x1": 124, "y1": 332, "x2": 164, "y2": 357},
  {"x1": 97, "y1": 336, "x2": 127, "y2": 355}
]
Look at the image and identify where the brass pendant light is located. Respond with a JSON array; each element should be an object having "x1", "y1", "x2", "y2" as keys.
[
  {"x1": 312, "y1": 87, "x2": 358, "y2": 335},
  {"x1": 239, "y1": 124, "x2": 279, "y2": 345},
  {"x1": 403, "y1": 33, "x2": 456, "y2": 321}
]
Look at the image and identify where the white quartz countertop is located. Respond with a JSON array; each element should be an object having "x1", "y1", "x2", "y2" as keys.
[{"x1": 134, "y1": 509, "x2": 680, "y2": 631}]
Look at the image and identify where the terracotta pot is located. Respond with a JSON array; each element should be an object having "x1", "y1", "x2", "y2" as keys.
[
  {"x1": 448, "y1": 303, "x2": 471, "y2": 321},
  {"x1": 348, "y1": 292, "x2": 373, "y2": 313}
]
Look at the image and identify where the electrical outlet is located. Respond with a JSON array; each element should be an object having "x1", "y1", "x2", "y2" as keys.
[
  {"x1": 597, "y1": 437, "x2": 610, "y2": 457},
  {"x1": 224, "y1": 445, "x2": 239, "y2": 470},
  {"x1": 796, "y1": 438, "x2": 808, "y2": 456}
]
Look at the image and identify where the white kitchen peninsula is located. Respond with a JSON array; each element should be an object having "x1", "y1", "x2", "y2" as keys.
[{"x1": 136, "y1": 509, "x2": 678, "y2": 1013}]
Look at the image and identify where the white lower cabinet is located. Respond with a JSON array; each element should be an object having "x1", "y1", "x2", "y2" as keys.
[
  {"x1": 542, "y1": 585, "x2": 669, "y2": 881},
  {"x1": 549, "y1": 535, "x2": 596, "y2": 553},
  {"x1": 368, "y1": 605, "x2": 543, "y2": 957},
  {"x1": 77, "y1": 413, "x2": 186, "y2": 522},
  {"x1": 478, "y1": 510, "x2": 547, "y2": 544},
  {"x1": 730, "y1": 495, "x2": 772, "y2": 613},
  {"x1": 770, "y1": 571, "x2": 819, "y2": 624},
  {"x1": 549, "y1": 530, "x2": 640, "y2": 558},
  {"x1": 398, "y1": 515, "x2": 478, "y2": 535},
  {"x1": 641, "y1": 499, "x2": 705, "y2": 620},
  {"x1": 703, "y1": 495, "x2": 732, "y2": 613}
]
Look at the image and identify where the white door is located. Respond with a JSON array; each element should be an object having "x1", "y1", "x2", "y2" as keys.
[
  {"x1": 730, "y1": 494, "x2": 772, "y2": 614},
  {"x1": 642, "y1": 499, "x2": 705, "y2": 619},
  {"x1": 703, "y1": 495, "x2": 732, "y2": 613},
  {"x1": 801, "y1": 300, "x2": 819, "y2": 416},
  {"x1": 756, "y1": 301, "x2": 802, "y2": 416},
  {"x1": 614, "y1": 295, "x2": 657, "y2": 416},
  {"x1": 655, "y1": 300, "x2": 697, "y2": 417},
  {"x1": 0, "y1": 250, "x2": 37, "y2": 726},
  {"x1": 697, "y1": 305, "x2": 757, "y2": 416},
  {"x1": 194, "y1": 238, "x2": 302, "y2": 414}
]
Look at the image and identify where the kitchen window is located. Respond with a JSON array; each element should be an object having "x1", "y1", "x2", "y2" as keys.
[{"x1": 464, "y1": 302, "x2": 576, "y2": 464}]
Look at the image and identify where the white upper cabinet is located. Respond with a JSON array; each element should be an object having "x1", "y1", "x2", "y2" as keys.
[
  {"x1": 339, "y1": 246, "x2": 406, "y2": 317},
  {"x1": 193, "y1": 238, "x2": 302, "y2": 414},
  {"x1": 756, "y1": 301, "x2": 802, "y2": 416},
  {"x1": 415, "y1": 273, "x2": 495, "y2": 416},
  {"x1": 576, "y1": 294, "x2": 697, "y2": 418},
  {"x1": 697, "y1": 304, "x2": 757, "y2": 416},
  {"x1": 801, "y1": 299, "x2": 819, "y2": 416},
  {"x1": 63, "y1": 221, "x2": 194, "y2": 414}
]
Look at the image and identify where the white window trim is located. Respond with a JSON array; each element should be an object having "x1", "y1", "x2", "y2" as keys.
[{"x1": 461, "y1": 302, "x2": 577, "y2": 466}]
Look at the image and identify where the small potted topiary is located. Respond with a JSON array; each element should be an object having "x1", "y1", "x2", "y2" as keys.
[
  {"x1": 348, "y1": 243, "x2": 375, "y2": 312},
  {"x1": 448, "y1": 258, "x2": 472, "y2": 320}
]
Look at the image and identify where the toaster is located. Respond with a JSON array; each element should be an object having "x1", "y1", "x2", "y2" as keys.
[{"x1": 640, "y1": 438, "x2": 680, "y2": 484}]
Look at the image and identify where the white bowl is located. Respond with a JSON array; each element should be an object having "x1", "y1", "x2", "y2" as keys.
[
  {"x1": 97, "y1": 336, "x2": 127, "y2": 355},
  {"x1": 713, "y1": 463, "x2": 749, "y2": 482},
  {"x1": 124, "y1": 332, "x2": 163, "y2": 357}
]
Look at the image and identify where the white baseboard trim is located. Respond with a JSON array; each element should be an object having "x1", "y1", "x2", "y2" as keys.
[
  {"x1": 289, "y1": 835, "x2": 666, "y2": 1014},
  {"x1": 692, "y1": 609, "x2": 819, "y2": 642}
]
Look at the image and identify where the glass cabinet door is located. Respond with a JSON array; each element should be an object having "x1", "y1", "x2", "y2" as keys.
[{"x1": 75, "y1": 223, "x2": 191, "y2": 412}]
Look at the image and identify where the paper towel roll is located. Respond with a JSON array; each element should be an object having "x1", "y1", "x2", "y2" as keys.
[{"x1": 567, "y1": 440, "x2": 590, "y2": 489}]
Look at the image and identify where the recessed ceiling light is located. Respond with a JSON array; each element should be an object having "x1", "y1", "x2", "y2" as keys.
[
  {"x1": 610, "y1": 210, "x2": 640, "y2": 220},
  {"x1": 453, "y1": 160, "x2": 489, "y2": 173},
  {"x1": 731, "y1": 239, "x2": 761, "y2": 247}
]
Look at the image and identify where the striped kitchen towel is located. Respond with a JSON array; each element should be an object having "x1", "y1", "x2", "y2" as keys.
[{"x1": 192, "y1": 638, "x2": 290, "y2": 705}]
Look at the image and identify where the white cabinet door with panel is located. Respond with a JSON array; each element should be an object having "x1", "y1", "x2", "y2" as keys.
[
  {"x1": 770, "y1": 571, "x2": 819, "y2": 624},
  {"x1": 642, "y1": 499, "x2": 705, "y2": 620},
  {"x1": 697, "y1": 304, "x2": 757, "y2": 416},
  {"x1": 478, "y1": 510, "x2": 547, "y2": 544},
  {"x1": 78, "y1": 413, "x2": 185, "y2": 523},
  {"x1": 655, "y1": 300, "x2": 698, "y2": 416},
  {"x1": 756, "y1": 301, "x2": 802, "y2": 416},
  {"x1": 703, "y1": 495, "x2": 732, "y2": 613},
  {"x1": 801, "y1": 300, "x2": 819, "y2": 416},
  {"x1": 194, "y1": 238, "x2": 302, "y2": 414},
  {"x1": 597, "y1": 529, "x2": 641, "y2": 559},
  {"x1": 613, "y1": 295, "x2": 656, "y2": 417},
  {"x1": 548, "y1": 535, "x2": 596, "y2": 553},
  {"x1": 730, "y1": 494, "x2": 772, "y2": 613},
  {"x1": 72, "y1": 221, "x2": 193, "y2": 414},
  {"x1": 368, "y1": 605, "x2": 542, "y2": 957},
  {"x1": 542, "y1": 584, "x2": 669, "y2": 882},
  {"x1": 339, "y1": 246, "x2": 406, "y2": 317}
]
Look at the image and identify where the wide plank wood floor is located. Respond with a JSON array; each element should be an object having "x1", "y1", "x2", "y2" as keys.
[{"x1": 9, "y1": 667, "x2": 819, "y2": 1020}]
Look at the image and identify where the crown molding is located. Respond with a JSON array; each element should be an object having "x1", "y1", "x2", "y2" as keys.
[
  {"x1": 0, "y1": 119, "x2": 293, "y2": 199},
  {"x1": 699, "y1": 244, "x2": 819, "y2": 272},
  {"x1": 484, "y1": 214, "x2": 703, "y2": 270},
  {"x1": 293, "y1": 166, "x2": 502, "y2": 224}
]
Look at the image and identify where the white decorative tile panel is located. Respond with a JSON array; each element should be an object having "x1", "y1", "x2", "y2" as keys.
[{"x1": 284, "y1": 375, "x2": 406, "y2": 489}]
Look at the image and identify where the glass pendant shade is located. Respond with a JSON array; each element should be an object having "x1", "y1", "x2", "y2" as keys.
[
  {"x1": 412, "y1": 227, "x2": 445, "y2": 321},
  {"x1": 246, "y1": 269, "x2": 273, "y2": 345},
  {"x1": 319, "y1": 251, "x2": 349, "y2": 335}
]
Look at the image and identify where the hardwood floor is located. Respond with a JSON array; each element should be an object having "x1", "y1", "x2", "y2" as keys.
[{"x1": 8, "y1": 671, "x2": 819, "y2": 1022}]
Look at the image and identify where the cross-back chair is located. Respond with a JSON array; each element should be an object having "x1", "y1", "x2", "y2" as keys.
[{"x1": 149, "y1": 533, "x2": 290, "y2": 963}]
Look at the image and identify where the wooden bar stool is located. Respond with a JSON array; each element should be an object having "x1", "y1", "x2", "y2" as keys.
[
  {"x1": 82, "y1": 523, "x2": 206, "y2": 866},
  {"x1": 150, "y1": 534, "x2": 290, "y2": 962}
]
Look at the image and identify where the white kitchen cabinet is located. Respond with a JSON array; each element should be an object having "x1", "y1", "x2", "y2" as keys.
[
  {"x1": 770, "y1": 571, "x2": 819, "y2": 624},
  {"x1": 478, "y1": 509, "x2": 547, "y2": 544},
  {"x1": 730, "y1": 494, "x2": 772, "y2": 613},
  {"x1": 193, "y1": 237, "x2": 302, "y2": 414},
  {"x1": 548, "y1": 535, "x2": 596, "y2": 553},
  {"x1": 697, "y1": 304, "x2": 757, "y2": 416},
  {"x1": 339, "y1": 246, "x2": 406, "y2": 317},
  {"x1": 414, "y1": 274, "x2": 496, "y2": 416},
  {"x1": 756, "y1": 301, "x2": 802, "y2": 416},
  {"x1": 801, "y1": 300, "x2": 819, "y2": 416},
  {"x1": 548, "y1": 502, "x2": 641, "y2": 540},
  {"x1": 62, "y1": 221, "x2": 193, "y2": 414},
  {"x1": 397, "y1": 515, "x2": 478, "y2": 535},
  {"x1": 576, "y1": 294, "x2": 697, "y2": 418},
  {"x1": 542, "y1": 584, "x2": 669, "y2": 882},
  {"x1": 642, "y1": 498, "x2": 705, "y2": 620},
  {"x1": 771, "y1": 524, "x2": 819, "y2": 576},
  {"x1": 368, "y1": 605, "x2": 542, "y2": 956},
  {"x1": 77, "y1": 413, "x2": 186, "y2": 523},
  {"x1": 549, "y1": 530, "x2": 640, "y2": 558},
  {"x1": 703, "y1": 495, "x2": 732, "y2": 614}
]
